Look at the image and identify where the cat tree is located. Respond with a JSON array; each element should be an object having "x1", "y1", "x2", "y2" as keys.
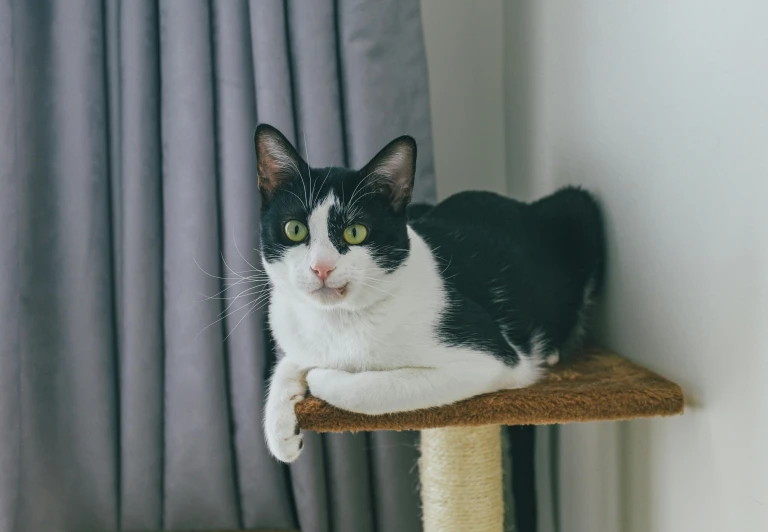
[{"x1": 296, "y1": 347, "x2": 684, "y2": 532}]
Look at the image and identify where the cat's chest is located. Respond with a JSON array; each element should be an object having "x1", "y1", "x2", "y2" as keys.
[{"x1": 269, "y1": 300, "x2": 389, "y2": 371}]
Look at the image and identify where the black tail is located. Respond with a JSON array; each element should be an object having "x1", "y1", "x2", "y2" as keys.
[{"x1": 531, "y1": 186, "x2": 606, "y2": 296}]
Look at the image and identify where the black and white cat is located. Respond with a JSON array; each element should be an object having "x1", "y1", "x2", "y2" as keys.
[{"x1": 256, "y1": 124, "x2": 604, "y2": 462}]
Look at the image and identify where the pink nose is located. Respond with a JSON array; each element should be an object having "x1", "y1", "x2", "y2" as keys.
[{"x1": 311, "y1": 263, "x2": 335, "y2": 281}]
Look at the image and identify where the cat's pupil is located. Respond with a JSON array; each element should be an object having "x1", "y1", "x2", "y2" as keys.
[{"x1": 352, "y1": 228, "x2": 357, "y2": 237}]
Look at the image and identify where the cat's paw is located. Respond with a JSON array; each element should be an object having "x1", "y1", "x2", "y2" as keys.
[
  {"x1": 545, "y1": 350, "x2": 560, "y2": 366},
  {"x1": 264, "y1": 381, "x2": 306, "y2": 463}
]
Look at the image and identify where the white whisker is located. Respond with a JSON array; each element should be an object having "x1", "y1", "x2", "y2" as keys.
[
  {"x1": 233, "y1": 229, "x2": 261, "y2": 272},
  {"x1": 224, "y1": 295, "x2": 273, "y2": 342},
  {"x1": 313, "y1": 167, "x2": 332, "y2": 206}
]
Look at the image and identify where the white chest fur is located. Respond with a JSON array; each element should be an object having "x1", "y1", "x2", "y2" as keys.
[{"x1": 268, "y1": 229, "x2": 447, "y2": 372}]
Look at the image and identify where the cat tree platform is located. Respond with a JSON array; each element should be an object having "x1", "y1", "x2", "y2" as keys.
[
  {"x1": 296, "y1": 347, "x2": 684, "y2": 532},
  {"x1": 296, "y1": 347, "x2": 684, "y2": 431}
]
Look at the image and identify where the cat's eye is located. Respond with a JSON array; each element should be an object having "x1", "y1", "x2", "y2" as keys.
[
  {"x1": 284, "y1": 220, "x2": 308, "y2": 242},
  {"x1": 343, "y1": 224, "x2": 368, "y2": 245}
]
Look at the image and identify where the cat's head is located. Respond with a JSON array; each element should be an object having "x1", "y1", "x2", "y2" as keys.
[{"x1": 255, "y1": 124, "x2": 416, "y2": 310}]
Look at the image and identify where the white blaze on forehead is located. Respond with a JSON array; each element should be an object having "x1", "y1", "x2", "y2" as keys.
[{"x1": 307, "y1": 194, "x2": 340, "y2": 266}]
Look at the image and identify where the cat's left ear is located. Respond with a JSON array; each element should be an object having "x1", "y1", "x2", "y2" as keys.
[{"x1": 359, "y1": 136, "x2": 416, "y2": 213}]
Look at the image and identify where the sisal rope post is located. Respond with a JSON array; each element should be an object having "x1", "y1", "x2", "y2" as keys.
[{"x1": 419, "y1": 424, "x2": 504, "y2": 532}]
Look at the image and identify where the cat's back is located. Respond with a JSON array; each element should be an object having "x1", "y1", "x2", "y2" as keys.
[
  {"x1": 408, "y1": 191, "x2": 532, "y2": 269},
  {"x1": 410, "y1": 191, "x2": 528, "y2": 236},
  {"x1": 408, "y1": 188, "x2": 604, "y2": 354},
  {"x1": 409, "y1": 188, "x2": 603, "y2": 280}
]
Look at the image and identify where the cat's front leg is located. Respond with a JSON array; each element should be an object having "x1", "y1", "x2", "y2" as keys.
[
  {"x1": 264, "y1": 356, "x2": 308, "y2": 462},
  {"x1": 307, "y1": 356, "x2": 517, "y2": 415}
]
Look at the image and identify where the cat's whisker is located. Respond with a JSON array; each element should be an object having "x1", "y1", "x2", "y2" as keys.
[
  {"x1": 224, "y1": 289, "x2": 276, "y2": 341},
  {"x1": 285, "y1": 158, "x2": 309, "y2": 210},
  {"x1": 206, "y1": 284, "x2": 269, "y2": 303},
  {"x1": 215, "y1": 286, "x2": 269, "y2": 318},
  {"x1": 223, "y1": 298, "x2": 265, "y2": 342},
  {"x1": 314, "y1": 167, "x2": 332, "y2": 205},
  {"x1": 196, "y1": 292, "x2": 266, "y2": 340},
  {"x1": 283, "y1": 188, "x2": 309, "y2": 212},
  {"x1": 232, "y1": 229, "x2": 261, "y2": 273},
  {"x1": 349, "y1": 170, "x2": 387, "y2": 205},
  {"x1": 356, "y1": 280, "x2": 396, "y2": 297},
  {"x1": 221, "y1": 252, "x2": 243, "y2": 279},
  {"x1": 348, "y1": 173, "x2": 389, "y2": 209},
  {"x1": 346, "y1": 190, "x2": 377, "y2": 212},
  {"x1": 357, "y1": 274, "x2": 396, "y2": 286},
  {"x1": 303, "y1": 130, "x2": 313, "y2": 207},
  {"x1": 194, "y1": 257, "x2": 225, "y2": 279},
  {"x1": 348, "y1": 174, "x2": 390, "y2": 210},
  {"x1": 348, "y1": 168, "x2": 376, "y2": 202},
  {"x1": 198, "y1": 279, "x2": 263, "y2": 302},
  {"x1": 195, "y1": 258, "x2": 253, "y2": 283}
]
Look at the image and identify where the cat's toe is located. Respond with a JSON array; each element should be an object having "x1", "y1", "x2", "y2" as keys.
[
  {"x1": 265, "y1": 402, "x2": 305, "y2": 462},
  {"x1": 269, "y1": 431, "x2": 304, "y2": 463}
]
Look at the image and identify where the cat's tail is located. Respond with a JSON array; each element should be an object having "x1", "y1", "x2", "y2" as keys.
[
  {"x1": 531, "y1": 186, "x2": 606, "y2": 360},
  {"x1": 531, "y1": 185, "x2": 606, "y2": 296}
]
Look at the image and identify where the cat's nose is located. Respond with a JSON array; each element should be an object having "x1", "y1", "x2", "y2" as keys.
[{"x1": 311, "y1": 263, "x2": 335, "y2": 281}]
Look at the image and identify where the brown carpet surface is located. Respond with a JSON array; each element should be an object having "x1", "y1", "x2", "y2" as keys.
[{"x1": 296, "y1": 347, "x2": 684, "y2": 432}]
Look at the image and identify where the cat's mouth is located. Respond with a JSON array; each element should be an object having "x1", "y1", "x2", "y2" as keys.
[{"x1": 312, "y1": 283, "x2": 348, "y2": 301}]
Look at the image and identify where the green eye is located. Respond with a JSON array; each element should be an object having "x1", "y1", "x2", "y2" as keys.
[
  {"x1": 284, "y1": 220, "x2": 308, "y2": 242},
  {"x1": 343, "y1": 224, "x2": 368, "y2": 245}
]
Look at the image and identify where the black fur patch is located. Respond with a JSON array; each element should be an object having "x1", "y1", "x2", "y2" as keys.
[
  {"x1": 259, "y1": 166, "x2": 411, "y2": 271},
  {"x1": 411, "y1": 188, "x2": 605, "y2": 365},
  {"x1": 256, "y1": 125, "x2": 605, "y2": 369}
]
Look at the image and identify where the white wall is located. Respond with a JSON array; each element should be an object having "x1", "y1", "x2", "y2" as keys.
[
  {"x1": 504, "y1": 2, "x2": 768, "y2": 531},
  {"x1": 420, "y1": 0, "x2": 506, "y2": 200}
]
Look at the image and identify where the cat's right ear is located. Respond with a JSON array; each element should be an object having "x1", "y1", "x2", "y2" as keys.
[{"x1": 254, "y1": 124, "x2": 306, "y2": 201}]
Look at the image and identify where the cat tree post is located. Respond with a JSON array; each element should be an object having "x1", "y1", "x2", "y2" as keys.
[
  {"x1": 295, "y1": 347, "x2": 685, "y2": 532},
  {"x1": 420, "y1": 425, "x2": 504, "y2": 532}
]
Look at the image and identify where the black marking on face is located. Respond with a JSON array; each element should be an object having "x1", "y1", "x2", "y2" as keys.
[{"x1": 255, "y1": 124, "x2": 415, "y2": 271}]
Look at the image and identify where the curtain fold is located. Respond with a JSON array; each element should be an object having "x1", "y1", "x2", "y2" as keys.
[
  {"x1": 0, "y1": 0, "x2": 435, "y2": 530},
  {"x1": 0, "y1": 0, "x2": 20, "y2": 530}
]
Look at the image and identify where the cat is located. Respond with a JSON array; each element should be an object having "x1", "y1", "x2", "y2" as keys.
[{"x1": 256, "y1": 124, "x2": 605, "y2": 462}]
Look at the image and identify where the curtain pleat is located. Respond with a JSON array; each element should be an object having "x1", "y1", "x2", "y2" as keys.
[
  {"x1": 117, "y1": 1, "x2": 164, "y2": 529},
  {"x1": 0, "y1": 0, "x2": 20, "y2": 530},
  {"x1": 159, "y1": 1, "x2": 239, "y2": 528},
  {"x1": 11, "y1": 1, "x2": 119, "y2": 530},
  {"x1": 0, "y1": 1, "x2": 436, "y2": 530}
]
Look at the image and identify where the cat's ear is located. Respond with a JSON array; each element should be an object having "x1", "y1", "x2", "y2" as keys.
[
  {"x1": 254, "y1": 124, "x2": 306, "y2": 200},
  {"x1": 359, "y1": 136, "x2": 417, "y2": 213}
]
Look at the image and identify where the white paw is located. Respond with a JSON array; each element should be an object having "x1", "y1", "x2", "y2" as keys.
[
  {"x1": 264, "y1": 380, "x2": 306, "y2": 463},
  {"x1": 546, "y1": 351, "x2": 560, "y2": 366}
]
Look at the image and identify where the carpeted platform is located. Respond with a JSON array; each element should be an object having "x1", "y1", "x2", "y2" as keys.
[{"x1": 296, "y1": 347, "x2": 685, "y2": 432}]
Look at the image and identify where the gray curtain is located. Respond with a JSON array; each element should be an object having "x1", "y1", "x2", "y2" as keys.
[{"x1": 0, "y1": 1, "x2": 436, "y2": 531}]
